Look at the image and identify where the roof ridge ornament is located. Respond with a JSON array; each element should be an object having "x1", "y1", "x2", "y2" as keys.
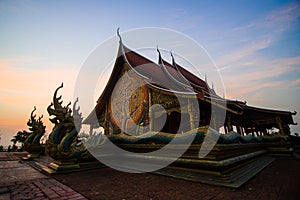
[
  {"x1": 170, "y1": 50, "x2": 175, "y2": 66},
  {"x1": 157, "y1": 45, "x2": 162, "y2": 64},
  {"x1": 117, "y1": 27, "x2": 122, "y2": 43},
  {"x1": 169, "y1": 51, "x2": 210, "y2": 93},
  {"x1": 156, "y1": 45, "x2": 160, "y2": 54},
  {"x1": 157, "y1": 48, "x2": 194, "y2": 92}
]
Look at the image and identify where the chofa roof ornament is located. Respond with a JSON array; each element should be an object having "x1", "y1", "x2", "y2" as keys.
[{"x1": 117, "y1": 27, "x2": 122, "y2": 44}]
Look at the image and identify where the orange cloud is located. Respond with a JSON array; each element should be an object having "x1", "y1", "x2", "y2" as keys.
[{"x1": 0, "y1": 57, "x2": 80, "y2": 146}]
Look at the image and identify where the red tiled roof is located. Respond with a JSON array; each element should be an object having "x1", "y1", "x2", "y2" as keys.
[{"x1": 122, "y1": 45, "x2": 196, "y2": 94}]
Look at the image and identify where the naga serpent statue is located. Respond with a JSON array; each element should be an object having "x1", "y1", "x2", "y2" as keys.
[
  {"x1": 24, "y1": 106, "x2": 46, "y2": 155},
  {"x1": 46, "y1": 83, "x2": 91, "y2": 161}
]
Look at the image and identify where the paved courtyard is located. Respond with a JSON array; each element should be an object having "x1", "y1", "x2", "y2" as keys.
[
  {"x1": 0, "y1": 152, "x2": 299, "y2": 200},
  {"x1": 0, "y1": 152, "x2": 87, "y2": 200}
]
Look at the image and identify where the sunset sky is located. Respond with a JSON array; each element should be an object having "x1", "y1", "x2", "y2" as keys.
[{"x1": 1, "y1": 1, "x2": 300, "y2": 147}]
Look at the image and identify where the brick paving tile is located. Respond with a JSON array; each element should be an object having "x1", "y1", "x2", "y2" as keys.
[
  {"x1": 57, "y1": 196, "x2": 69, "y2": 200},
  {"x1": 32, "y1": 198, "x2": 47, "y2": 200},
  {"x1": 57, "y1": 190, "x2": 68, "y2": 196},
  {"x1": 48, "y1": 194, "x2": 60, "y2": 199},
  {"x1": 52, "y1": 158, "x2": 300, "y2": 200},
  {"x1": 4, "y1": 178, "x2": 88, "y2": 200},
  {"x1": 0, "y1": 153, "x2": 87, "y2": 199}
]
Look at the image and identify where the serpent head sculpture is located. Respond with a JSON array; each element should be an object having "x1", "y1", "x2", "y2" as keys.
[{"x1": 46, "y1": 83, "x2": 90, "y2": 161}]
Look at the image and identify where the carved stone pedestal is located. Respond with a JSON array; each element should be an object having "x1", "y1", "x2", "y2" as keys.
[
  {"x1": 22, "y1": 153, "x2": 40, "y2": 160},
  {"x1": 22, "y1": 145, "x2": 45, "y2": 160},
  {"x1": 48, "y1": 160, "x2": 80, "y2": 172},
  {"x1": 39, "y1": 159, "x2": 105, "y2": 175}
]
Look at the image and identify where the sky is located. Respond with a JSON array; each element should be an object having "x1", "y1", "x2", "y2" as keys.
[{"x1": 0, "y1": 0, "x2": 300, "y2": 147}]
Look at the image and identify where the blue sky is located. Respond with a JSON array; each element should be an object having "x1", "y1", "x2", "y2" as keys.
[{"x1": 0, "y1": 0, "x2": 299, "y2": 146}]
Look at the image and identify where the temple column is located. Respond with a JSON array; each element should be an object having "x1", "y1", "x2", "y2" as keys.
[
  {"x1": 227, "y1": 115, "x2": 233, "y2": 132},
  {"x1": 188, "y1": 98, "x2": 195, "y2": 130},
  {"x1": 257, "y1": 130, "x2": 260, "y2": 136},
  {"x1": 240, "y1": 126, "x2": 244, "y2": 136},
  {"x1": 251, "y1": 126, "x2": 255, "y2": 136},
  {"x1": 224, "y1": 125, "x2": 228, "y2": 134},
  {"x1": 276, "y1": 117, "x2": 285, "y2": 135},
  {"x1": 236, "y1": 124, "x2": 241, "y2": 134},
  {"x1": 254, "y1": 127, "x2": 258, "y2": 136},
  {"x1": 262, "y1": 129, "x2": 266, "y2": 136}
]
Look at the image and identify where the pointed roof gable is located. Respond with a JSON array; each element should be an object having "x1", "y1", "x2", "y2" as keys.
[{"x1": 84, "y1": 41, "x2": 202, "y2": 124}]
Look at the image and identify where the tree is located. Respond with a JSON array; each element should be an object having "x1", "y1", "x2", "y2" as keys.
[{"x1": 11, "y1": 130, "x2": 31, "y2": 147}]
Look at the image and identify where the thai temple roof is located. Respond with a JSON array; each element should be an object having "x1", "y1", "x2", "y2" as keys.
[{"x1": 83, "y1": 37, "x2": 296, "y2": 127}]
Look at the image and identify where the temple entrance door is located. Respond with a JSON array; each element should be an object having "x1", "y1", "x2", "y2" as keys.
[
  {"x1": 168, "y1": 111, "x2": 181, "y2": 133},
  {"x1": 161, "y1": 111, "x2": 191, "y2": 134}
]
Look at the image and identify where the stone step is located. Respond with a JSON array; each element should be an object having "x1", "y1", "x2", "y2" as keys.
[{"x1": 153, "y1": 156, "x2": 274, "y2": 188}]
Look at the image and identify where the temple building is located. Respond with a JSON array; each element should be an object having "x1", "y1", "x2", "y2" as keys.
[
  {"x1": 83, "y1": 36, "x2": 297, "y2": 137},
  {"x1": 41, "y1": 34, "x2": 299, "y2": 187}
]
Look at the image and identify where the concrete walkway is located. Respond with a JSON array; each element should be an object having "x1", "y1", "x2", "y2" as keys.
[{"x1": 0, "y1": 152, "x2": 87, "y2": 200}]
